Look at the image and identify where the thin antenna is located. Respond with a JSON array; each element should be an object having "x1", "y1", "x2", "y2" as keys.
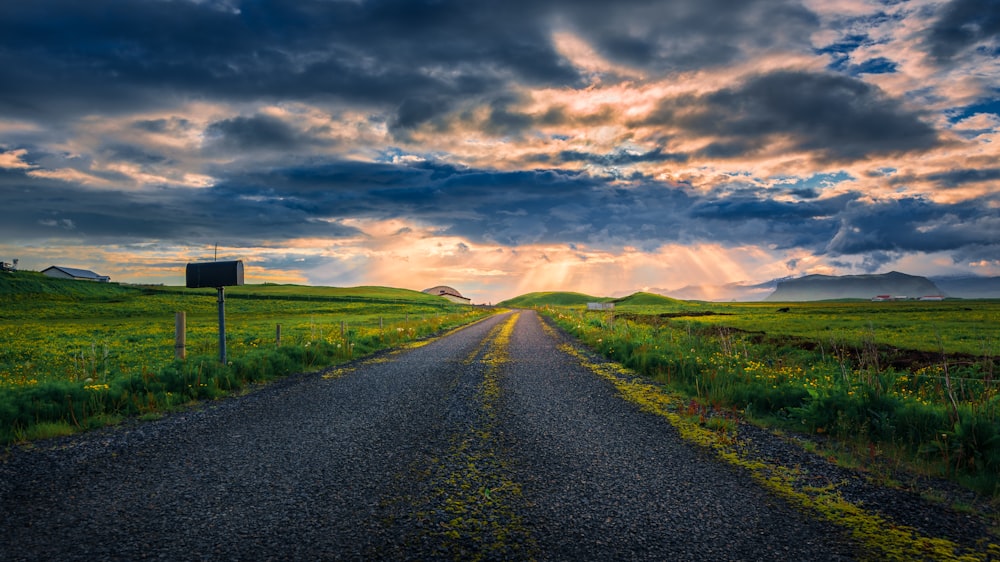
[{"x1": 214, "y1": 243, "x2": 218, "y2": 262}]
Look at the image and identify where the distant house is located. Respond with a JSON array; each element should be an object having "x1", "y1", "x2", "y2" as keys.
[
  {"x1": 871, "y1": 295, "x2": 892, "y2": 301},
  {"x1": 42, "y1": 266, "x2": 111, "y2": 283},
  {"x1": 919, "y1": 295, "x2": 946, "y2": 301},
  {"x1": 422, "y1": 285, "x2": 471, "y2": 305}
]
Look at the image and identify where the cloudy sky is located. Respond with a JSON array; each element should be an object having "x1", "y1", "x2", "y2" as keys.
[{"x1": 1, "y1": 0, "x2": 998, "y2": 302}]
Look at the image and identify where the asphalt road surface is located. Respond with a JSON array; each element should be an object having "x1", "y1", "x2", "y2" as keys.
[{"x1": 1, "y1": 310, "x2": 858, "y2": 560}]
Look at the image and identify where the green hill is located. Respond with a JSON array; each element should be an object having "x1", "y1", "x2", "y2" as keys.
[
  {"x1": 500, "y1": 290, "x2": 707, "y2": 312},
  {"x1": 614, "y1": 291, "x2": 683, "y2": 307},
  {"x1": 0, "y1": 271, "x2": 452, "y2": 306},
  {"x1": 501, "y1": 291, "x2": 691, "y2": 309},
  {"x1": 498, "y1": 291, "x2": 608, "y2": 308},
  {"x1": 195, "y1": 283, "x2": 450, "y2": 304},
  {"x1": 0, "y1": 271, "x2": 138, "y2": 301}
]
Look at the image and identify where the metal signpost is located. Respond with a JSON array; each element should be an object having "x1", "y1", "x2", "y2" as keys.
[{"x1": 185, "y1": 260, "x2": 245, "y2": 363}]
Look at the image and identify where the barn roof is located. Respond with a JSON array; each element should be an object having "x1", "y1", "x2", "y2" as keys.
[
  {"x1": 42, "y1": 266, "x2": 108, "y2": 280},
  {"x1": 422, "y1": 285, "x2": 465, "y2": 298}
]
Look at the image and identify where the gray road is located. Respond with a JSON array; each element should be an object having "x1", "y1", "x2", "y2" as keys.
[{"x1": 1, "y1": 310, "x2": 857, "y2": 560}]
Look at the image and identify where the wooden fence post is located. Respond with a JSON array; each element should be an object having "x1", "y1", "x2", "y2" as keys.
[
  {"x1": 175, "y1": 312, "x2": 186, "y2": 359},
  {"x1": 276, "y1": 324, "x2": 281, "y2": 348}
]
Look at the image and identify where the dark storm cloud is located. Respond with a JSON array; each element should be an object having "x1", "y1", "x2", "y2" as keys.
[
  {"x1": 0, "y1": 0, "x2": 824, "y2": 127},
  {"x1": 857, "y1": 251, "x2": 900, "y2": 273},
  {"x1": 644, "y1": 70, "x2": 941, "y2": 162},
  {"x1": 131, "y1": 118, "x2": 193, "y2": 133},
  {"x1": 1, "y1": 0, "x2": 994, "y2": 288},
  {"x1": 825, "y1": 196, "x2": 1000, "y2": 259},
  {"x1": 205, "y1": 114, "x2": 305, "y2": 151},
  {"x1": 789, "y1": 188, "x2": 819, "y2": 199},
  {"x1": 203, "y1": 159, "x2": 988, "y2": 259},
  {"x1": 695, "y1": 140, "x2": 763, "y2": 159},
  {"x1": 483, "y1": 97, "x2": 536, "y2": 137},
  {"x1": 925, "y1": 168, "x2": 1000, "y2": 188},
  {"x1": 887, "y1": 167, "x2": 1000, "y2": 190},
  {"x1": 556, "y1": 148, "x2": 689, "y2": 166},
  {"x1": 98, "y1": 144, "x2": 169, "y2": 165},
  {"x1": 557, "y1": 0, "x2": 818, "y2": 71},
  {"x1": 0, "y1": 0, "x2": 583, "y2": 123},
  {"x1": 689, "y1": 191, "x2": 853, "y2": 222},
  {"x1": 0, "y1": 168, "x2": 361, "y2": 246},
  {"x1": 686, "y1": 190, "x2": 857, "y2": 249},
  {"x1": 254, "y1": 253, "x2": 334, "y2": 273},
  {"x1": 924, "y1": 0, "x2": 1000, "y2": 62},
  {"x1": 3, "y1": 154, "x2": 996, "y2": 263},
  {"x1": 391, "y1": 98, "x2": 456, "y2": 133}
]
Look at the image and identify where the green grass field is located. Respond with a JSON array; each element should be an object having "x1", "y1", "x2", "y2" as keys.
[
  {"x1": 502, "y1": 291, "x2": 999, "y2": 356},
  {"x1": 0, "y1": 272, "x2": 491, "y2": 443},
  {"x1": 2, "y1": 273, "x2": 470, "y2": 383}
]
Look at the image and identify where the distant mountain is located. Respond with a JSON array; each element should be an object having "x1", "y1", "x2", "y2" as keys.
[
  {"x1": 765, "y1": 271, "x2": 942, "y2": 301},
  {"x1": 637, "y1": 280, "x2": 780, "y2": 302},
  {"x1": 647, "y1": 281, "x2": 776, "y2": 302},
  {"x1": 615, "y1": 273, "x2": 1000, "y2": 303},
  {"x1": 930, "y1": 276, "x2": 1000, "y2": 299}
]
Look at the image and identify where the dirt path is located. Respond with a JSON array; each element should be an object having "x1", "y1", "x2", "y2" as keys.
[{"x1": 1, "y1": 310, "x2": 858, "y2": 560}]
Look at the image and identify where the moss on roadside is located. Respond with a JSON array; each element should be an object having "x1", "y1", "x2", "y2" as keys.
[{"x1": 554, "y1": 333, "x2": 998, "y2": 562}]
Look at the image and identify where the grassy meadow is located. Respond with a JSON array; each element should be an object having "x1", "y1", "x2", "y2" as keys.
[
  {"x1": 504, "y1": 292, "x2": 1000, "y2": 496},
  {"x1": 0, "y1": 271, "x2": 491, "y2": 444}
]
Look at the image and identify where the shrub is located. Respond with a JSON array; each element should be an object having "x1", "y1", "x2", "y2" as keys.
[
  {"x1": 736, "y1": 383, "x2": 811, "y2": 418},
  {"x1": 788, "y1": 392, "x2": 850, "y2": 433},
  {"x1": 853, "y1": 388, "x2": 901, "y2": 440},
  {"x1": 949, "y1": 414, "x2": 1000, "y2": 473},
  {"x1": 894, "y1": 402, "x2": 947, "y2": 448}
]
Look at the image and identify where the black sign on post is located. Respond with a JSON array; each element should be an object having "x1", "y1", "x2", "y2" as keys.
[
  {"x1": 186, "y1": 260, "x2": 244, "y2": 289},
  {"x1": 185, "y1": 261, "x2": 245, "y2": 363}
]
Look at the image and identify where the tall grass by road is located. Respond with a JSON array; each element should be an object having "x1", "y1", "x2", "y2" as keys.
[
  {"x1": 0, "y1": 272, "x2": 491, "y2": 444},
  {"x1": 534, "y1": 297, "x2": 999, "y2": 496}
]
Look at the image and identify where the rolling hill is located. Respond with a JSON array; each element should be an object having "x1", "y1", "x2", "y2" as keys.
[
  {"x1": 500, "y1": 291, "x2": 690, "y2": 309},
  {"x1": 497, "y1": 291, "x2": 614, "y2": 308},
  {"x1": 0, "y1": 271, "x2": 453, "y2": 306},
  {"x1": 613, "y1": 292, "x2": 685, "y2": 307},
  {"x1": 498, "y1": 291, "x2": 608, "y2": 308}
]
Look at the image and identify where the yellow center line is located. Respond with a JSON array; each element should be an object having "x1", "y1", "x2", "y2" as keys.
[{"x1": 387, "y1": 310, "x2": 534, "y2": 559}]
